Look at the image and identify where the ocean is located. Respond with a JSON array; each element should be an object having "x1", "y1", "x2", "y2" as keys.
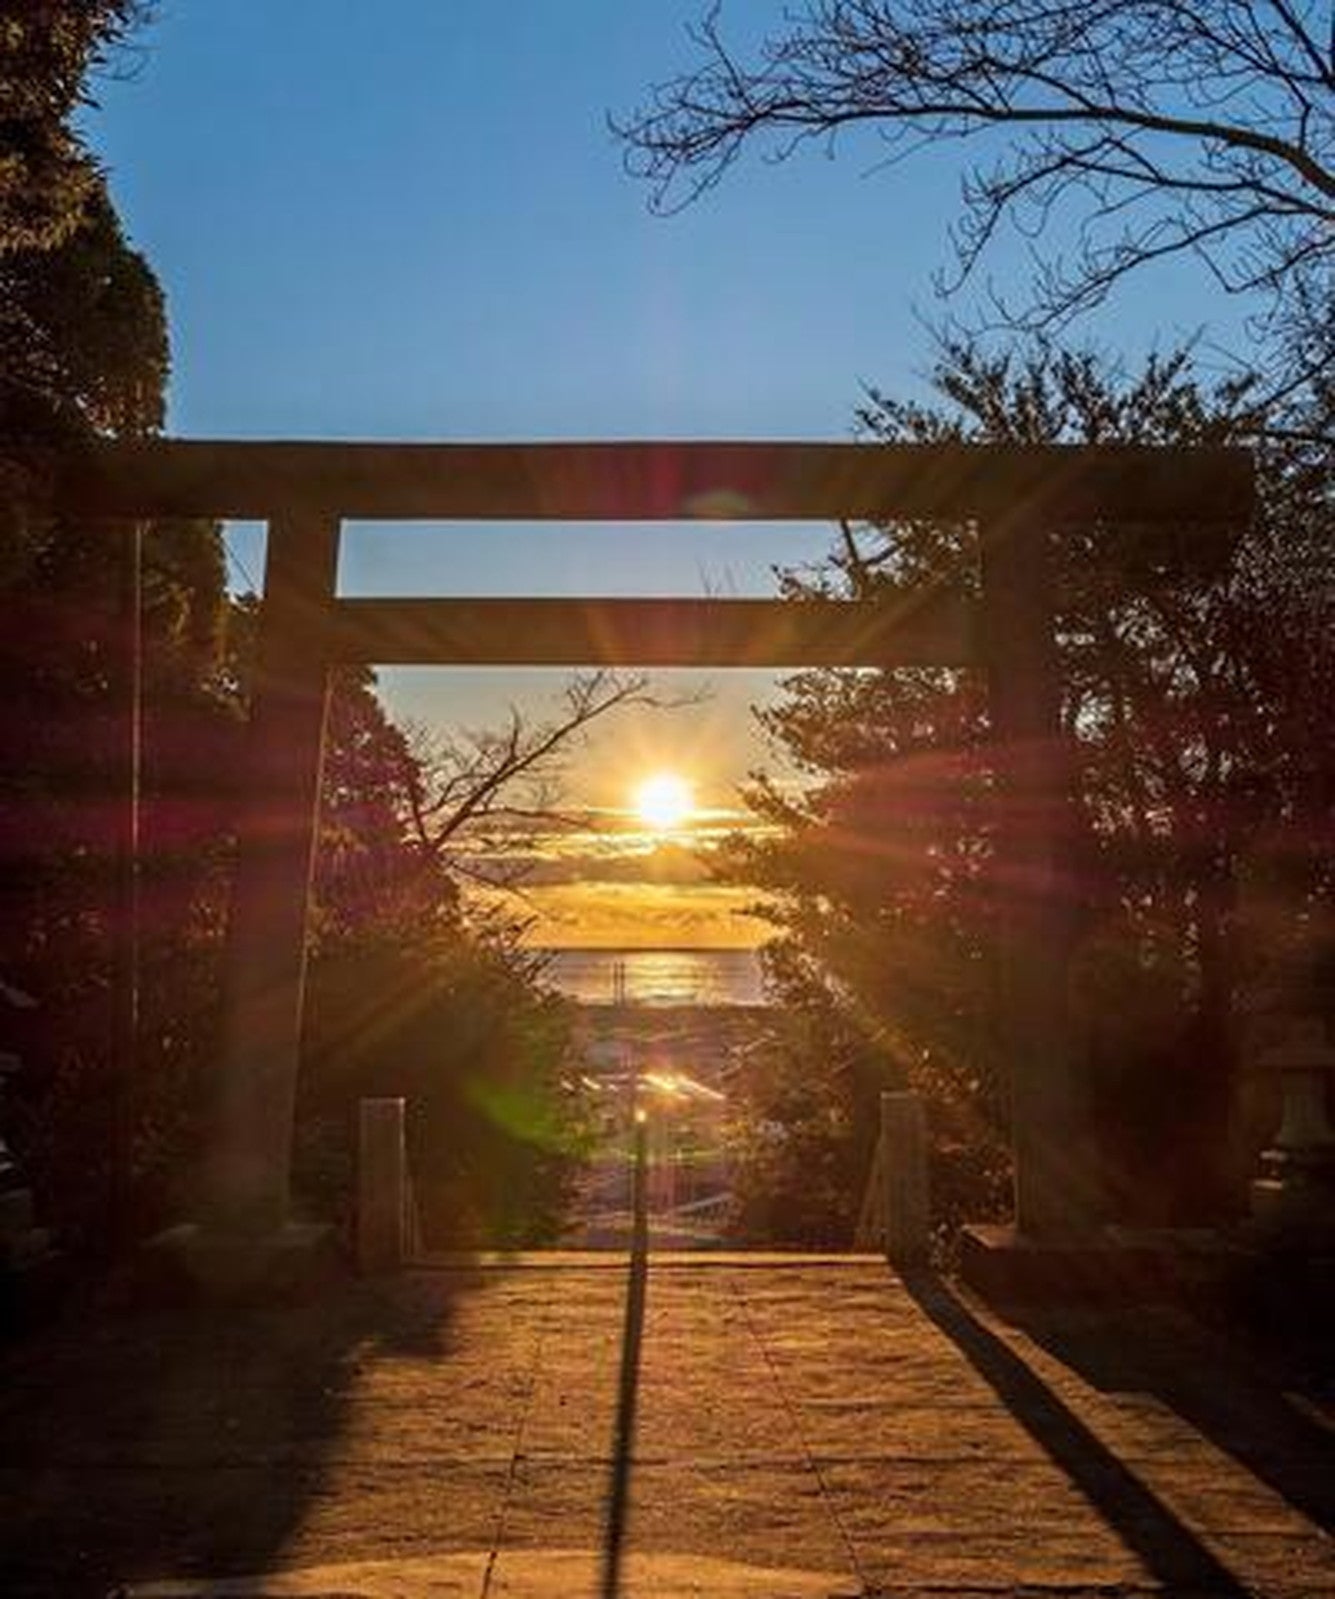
[{"x1": 540, "y1": 947, "x2": 765, "y2": 1007}]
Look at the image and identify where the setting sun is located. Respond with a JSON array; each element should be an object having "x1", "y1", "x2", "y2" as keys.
[{"x1": 633, "y1": 771, "x2": 695, "y2": 832}]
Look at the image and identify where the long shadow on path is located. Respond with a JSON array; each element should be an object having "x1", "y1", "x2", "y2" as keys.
[
  {"x1": 903, "y1": 1272, "x2": 1256, "y2": 1596},
  {"x1": 0, "y1": 1270, "x2": 477, "y2": 1597},
  {"x1": 1001, "y1": 1291, "x2": 1335, "y2": 1535}
]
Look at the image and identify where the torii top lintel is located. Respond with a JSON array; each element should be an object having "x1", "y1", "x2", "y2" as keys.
[{"x1": 52, "y1": 439, "x2": 1252, "y2": 524}]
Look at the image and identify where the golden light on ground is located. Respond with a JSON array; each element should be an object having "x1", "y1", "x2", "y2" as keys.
[{"x1": 633, "y1": 771, "x2": 695, "y2": 833}]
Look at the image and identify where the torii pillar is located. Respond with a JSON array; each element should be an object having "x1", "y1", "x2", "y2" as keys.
[
  {"x1": 152, "y1": 509, "x2": 341, "y2": 1296},
  {"x1": 962, "y1": 505, "x2": 1101, "y2": 1289}
]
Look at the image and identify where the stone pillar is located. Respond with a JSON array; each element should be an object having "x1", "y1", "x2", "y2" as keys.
[
  {"x1": 979, "y1": 511, "x2": 1096, "y2": 1239},
  {"x1": 358, "y1": 1098, "x2": 408, "y2": 1273},
  {"x1": 881, "y1": 1091, "x2": 929, "y2": 1266},
  {"x1": 203, "y1": 511, "x2": 340, "y2": 1238}
]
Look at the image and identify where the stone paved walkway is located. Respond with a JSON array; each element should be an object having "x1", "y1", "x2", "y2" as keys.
[{"x1": 2, "y1": 1256, "x2": 1332, "y2": 1596}]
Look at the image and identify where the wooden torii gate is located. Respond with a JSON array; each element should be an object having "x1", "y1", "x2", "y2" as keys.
[{"x1": 57, "y1": 439, "x2": 1250, "y2": 1275}]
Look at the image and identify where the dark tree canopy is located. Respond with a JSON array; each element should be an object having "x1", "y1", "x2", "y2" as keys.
[
  {"x1": 617, "y1": 2, "x2": 1335, "y2": 405},
  {"x1": 0, "y1": 1, "x2": 151, "y2": 255},
  {"x1": 0, "y1": 176, "x2": 167, "y2": 441},
  {"x1": 721, "y1": 343, "x2": 1333, "y2": 1242},
  {"x1": 0, "y1": 2, "x2": 607, "y2": 1253}
]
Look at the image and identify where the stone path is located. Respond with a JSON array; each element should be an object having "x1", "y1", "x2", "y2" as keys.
[{"x1": 2, "y1": 1256, "x2": 1332, "y2": 1596}]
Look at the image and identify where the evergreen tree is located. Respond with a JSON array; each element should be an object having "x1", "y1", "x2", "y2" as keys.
[{"x1": 724, "y1": 344, "x2": 1334, "y2": 1245}]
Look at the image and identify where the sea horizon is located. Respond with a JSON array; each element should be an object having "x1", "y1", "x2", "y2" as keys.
[{"x1": 536, "y1": 946, "x2": 767, "y2": 1008}]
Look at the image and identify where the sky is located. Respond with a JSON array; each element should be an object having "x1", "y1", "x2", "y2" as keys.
[{"x1": 82, "y1": 1, "x2": 1257, "y2": 945}]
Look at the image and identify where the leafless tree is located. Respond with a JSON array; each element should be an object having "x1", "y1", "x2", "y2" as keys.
[
  {"x1": 395, "y1": 669, "x2": 669, "y2": 884},
  {"x1": 615, "y1": 1, "x2": 1334, "y2": 411}
]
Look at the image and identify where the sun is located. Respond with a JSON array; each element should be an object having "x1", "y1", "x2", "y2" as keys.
[{"x1": 633, "y1": 771, "x2": 695, "y2": 832}]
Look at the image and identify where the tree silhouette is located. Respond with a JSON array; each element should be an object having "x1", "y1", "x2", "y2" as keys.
[
  {"x1": 617, "y1": 2, "x2": 1334, "y2": 412},
  {"x1": 723, "y1": 343, "x2": 1333, "y2": 1242},
  {"x1": 0, "y1": 2, "x2": 151, "y2": 256}
]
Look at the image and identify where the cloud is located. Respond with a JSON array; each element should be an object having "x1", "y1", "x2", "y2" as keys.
[
  {"x1": 468, "y1": 880, "x2": 776, "y2": 950},
  {"x1": 461, "y1": 815, "x2": 768, "y2": 889},
  {"x1": 458, "y1": 811, "x2": 783, "y2": 947}
]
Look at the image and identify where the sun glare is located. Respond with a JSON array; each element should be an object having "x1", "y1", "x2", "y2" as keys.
[{"x1": 633, "y1": 771, "x2": 695, "y2": 833}]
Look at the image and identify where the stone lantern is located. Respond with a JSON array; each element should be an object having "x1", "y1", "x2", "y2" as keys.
[{"x1": 1249, "y1": 1017, "x2": 1335, "y2": 1249}]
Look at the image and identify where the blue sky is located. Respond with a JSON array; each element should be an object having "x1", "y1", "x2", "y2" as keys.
[{"x1": 84, "y1": 0, "x2": 1256, "y2": 808}]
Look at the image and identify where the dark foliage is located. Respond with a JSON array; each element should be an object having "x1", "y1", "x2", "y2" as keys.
[
  {"x1": 0, "y1": 7, "x2": 594, "y2": 1253},
  {"x1": 300, "y1": 929, "x2": 589, "y2": 1249},
  {"x1": 723, "y1": 343, "x2": 1333, "y2": 1245},
  {"x1": 0, "y1": 1, "x2": 152, "y2": 255}
]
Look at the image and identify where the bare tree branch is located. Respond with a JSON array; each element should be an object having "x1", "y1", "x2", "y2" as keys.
[
  {"x1": 393, "y1": 669, "x2": 691, "y2": 863},
  {"x1": 614, "y1": 1, "x2": 1334, "y2": 410}
]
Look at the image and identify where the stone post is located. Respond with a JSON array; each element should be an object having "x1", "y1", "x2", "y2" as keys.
[
  {"x1": 881, "y1": 1090, "x2": 929, "y2": 1266},
  {"x1": 358, "y1": 1098, "x2": 408, "y2": 1274}
]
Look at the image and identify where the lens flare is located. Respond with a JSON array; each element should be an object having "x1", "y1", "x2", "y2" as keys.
[{"x1": 633, "y1": 772, "x2": 694, "y2": 832}]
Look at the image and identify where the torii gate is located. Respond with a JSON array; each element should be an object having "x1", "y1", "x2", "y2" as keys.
[{"x1": 57, "y1": 439, "x2": 1250, "y2": 1277}]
